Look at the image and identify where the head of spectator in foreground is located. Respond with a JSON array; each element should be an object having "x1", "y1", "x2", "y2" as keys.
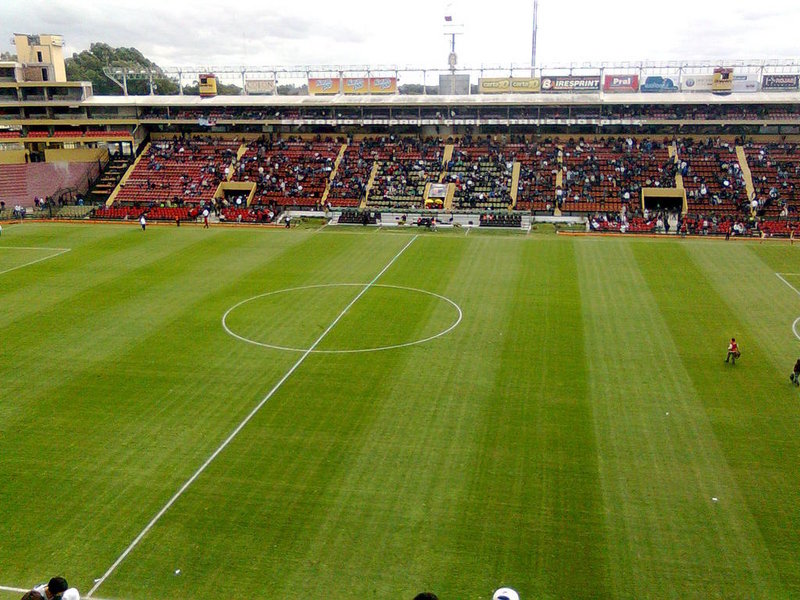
[
  {"x1": 44, "y1": 578, "x2": 68, "y2": 599},
  {"x1": 20, "y1": 592, "x2": 45, "y2": 600},
  {"x1": 414, "y1": 594, "x2": 439, "y2": 600},
  {"x1": 493, "y1": 588, "x2": 520, "y2": 600}
]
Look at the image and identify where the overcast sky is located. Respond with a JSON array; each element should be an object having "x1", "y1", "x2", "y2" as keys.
[{"x1": 3, "y1": 0, "x2": 799, "y2": 72}]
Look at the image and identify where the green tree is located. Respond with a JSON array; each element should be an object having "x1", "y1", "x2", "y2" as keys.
[{"x1": 65, "y1": 42, "x2": 178, "y2": 95}]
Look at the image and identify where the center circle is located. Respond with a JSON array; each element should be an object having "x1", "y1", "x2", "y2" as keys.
[{"x1": 222, "y1": 284, "x2": 463, "y2": 353}]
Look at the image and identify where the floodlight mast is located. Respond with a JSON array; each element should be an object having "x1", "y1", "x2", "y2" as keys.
[
  {"x1": 443, "y1": 11, "x2": 463, "y2": 74},
  {"x1": 531, "y1": 0, "x2": 539, "y2": 76}
]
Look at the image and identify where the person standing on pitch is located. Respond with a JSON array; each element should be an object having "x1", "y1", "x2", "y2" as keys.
[
  {"x1": 139, "y1": 214, "x2": 146, "y2": 231},
  {"x1": 725, "y1": 338, "x2": 740, "y2": 364},
  {"x1": 791, "y1": 358, "x2": 800, "y2": 386}
]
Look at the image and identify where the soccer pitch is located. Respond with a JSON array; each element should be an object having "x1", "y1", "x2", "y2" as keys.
[{"x1": 2, "y1": 222, "x2": 800, "y2": 599}]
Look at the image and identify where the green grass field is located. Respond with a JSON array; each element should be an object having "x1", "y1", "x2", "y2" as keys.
[{"x1": 2, "y1": 222, "x2": 800, "y2": 600}]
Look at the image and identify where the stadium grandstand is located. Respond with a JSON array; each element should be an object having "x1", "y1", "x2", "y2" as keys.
[{"x1": 2, "y1": 32, "x2": 800, "y2": 236}]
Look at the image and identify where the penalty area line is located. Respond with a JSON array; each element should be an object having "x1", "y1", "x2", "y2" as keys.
[
  {"x1": 776, "y1": 273, "x2": 800, "y2": 298},
  {"x1": 0, "y1": 247, "x2": 71, "y2": 276},
  {"x1": 775, "y1": 273, "x2": 800, "y2": 342},
  {"x1": 85, "y1": 234, "x2": 418, "y2": 597}
]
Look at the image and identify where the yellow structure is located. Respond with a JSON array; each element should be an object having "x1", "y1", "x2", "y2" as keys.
[
  {"x1": 199, "y1": 74, "x2": 218, "y2": 97},
  {"x1": 14, "y1": 33, "x2": 67, "y2": 82}
]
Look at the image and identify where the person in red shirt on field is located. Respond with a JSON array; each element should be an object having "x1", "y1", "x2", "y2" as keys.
[{"x1": 725, "y1": 338, "x2": 740, "y2": 364}]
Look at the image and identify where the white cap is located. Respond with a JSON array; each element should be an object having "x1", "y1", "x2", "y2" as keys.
[
  {"x1": 62, "y1": 589, "x2": 81, "y2": 600},
  {"x1": 493, "y1": 588, "x2": 520, "y2": 600}
]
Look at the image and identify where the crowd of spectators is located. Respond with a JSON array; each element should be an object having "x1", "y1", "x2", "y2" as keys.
[
  {"x1": 746, "y1": 142, "x2": 800, "y2": 217},
  {"x1": 235, "y1": 135, "x2": 341, "y2": 207},
  {"x1": 134, "y1": 104, "x2": 800, "y2": 123},
  {"x1": 559, "y1": 137, "x2": 674, "y2": 209},
  {"x1": 678, "y1": 138, "x2": 747, "y2": 213},
  {"x1": 445, "y1": 136, "x2": 514, "y2": 211},
  {"x1": 368, "y1": 136, "x2": 444, "y2": 209},
  {"x1": 117, "y1": 135, "x2": 238, "y2": 204}
]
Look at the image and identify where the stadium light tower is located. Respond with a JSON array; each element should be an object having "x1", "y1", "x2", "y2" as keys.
[
  {"x1": 531, "y1": 0, "x2": 539, "y2": 76},
  {"x1": 443, "y1": 8, "x2": 463, "y2": 74}
]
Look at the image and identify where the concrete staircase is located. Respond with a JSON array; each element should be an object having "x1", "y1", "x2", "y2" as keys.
[{"x1": 0, "y1": 164, "x2": 27, "y2": 204}]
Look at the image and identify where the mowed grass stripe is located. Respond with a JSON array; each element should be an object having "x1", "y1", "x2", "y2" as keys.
[
  {"x1": 678, "y1": 241, "x2": 800, "y2": 593},
  {"x1": 577, "y1": 238, "x2": 780, "y2": 598},
  {"x1": 0, "y1": 229, "x2": 414, "y2": 592},
  {"x1": 63, "y1": 233, "x2": 421, "y2": 598},
  {"x1": 0, "y1": 229, "x2": 311, "y2": 588},
  {"x1": 90, "y1": 236, "x2": 506, "y2": 599},
  {"x1": 89, "y1": 234, "x2": 444, "y2": 599},
  {"x1": 433, "y1": 237, "x2": 608, "y2": 600},
  {"x1": 0, "y1": 224, "x2": 214, "y2": 329}
]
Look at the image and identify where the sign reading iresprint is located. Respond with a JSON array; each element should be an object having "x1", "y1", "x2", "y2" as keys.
[{"x1": 541, "y1": 76, "x2": 601, "y2": 92}]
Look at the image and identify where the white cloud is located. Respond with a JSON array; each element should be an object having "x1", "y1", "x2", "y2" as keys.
[{"x1": 2, "y1": 0, "x2": 799, "y2": 69}]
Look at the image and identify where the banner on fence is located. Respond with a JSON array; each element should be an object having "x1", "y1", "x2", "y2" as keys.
[
  {"x1": 541, "y1": 75, "x2": 600, "y2": 92},
  {"x1": 762, "y1": 74, "x2": 800, "y2": 90},
  {"x1": 603, "y1": 74, "x2": 639, "y2": 92}
]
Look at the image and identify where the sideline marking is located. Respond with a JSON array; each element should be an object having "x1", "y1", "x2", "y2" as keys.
[
  {"x1": 86, "y1": 235, "x2": 418, "y2": 597},
  {"x1": 222, "y1": 283, "x2": 463, "y2": 353},
  {"x1": 0, "y1": 247, "x2": 71, "y2": 276},
  {"x1": 776, "y1": 273, "x2": 800, "y2": 342}
]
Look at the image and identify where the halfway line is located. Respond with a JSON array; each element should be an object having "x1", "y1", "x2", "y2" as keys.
[{"x1": 86, "y1": 234, "x2": 418, "y2": 597}]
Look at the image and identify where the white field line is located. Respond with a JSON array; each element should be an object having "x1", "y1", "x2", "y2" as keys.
[
  {"x1": 0, "y1": 247, "x2": 71, "y2": 276},
  {"x1": 222, "y1": 283, "x2": 463, "y2": 354},
  {"x1": 0, "y1": 585, "x2": 28, "y2": 594},
  {"x1": 775, "y1": 273, "x2": 800, "y2": 342},
  {"x1": 0, "y1": 585, "x2": 112, "y2": 600},
  {"x1": 86, "y1": 234, "x2": 418, "y2": 597},
  {"x1": 776, "y1": 272, "x2": 800, "y2": 298}
]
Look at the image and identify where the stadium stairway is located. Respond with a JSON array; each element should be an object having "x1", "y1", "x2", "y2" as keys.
[
  {"x1": 669, "y1": 144, "x2": 685, "y2": 189},
  {"x1": 362, "y1": 162, "x2": 380, "y2": 209},
  {"x1": 443, "y1": 183, "x2": 455, "y2": 211},
  {"x1": 554, "y1": 146, "x2": 564, "y2": 216},
  {"x1": 509, "y1": 162, "x2": 521, "y2": 209},
  {"x1": 442, "y1": 144, "x2": 454, "y2": 167},
  {"x1": 0, "y1": 164, "x2": 27, "y2": 204},
  {"x1": 107, "y1": 143, "x2": 150, "y2": 207},
  {"x1": 321, "y1": 143, "x2": 348, "y2": 206},
  {"x1": 89, "y1": 157, "x2": 132, "y2": 204},
  {"x1": 735, "y1": 145, "x2": 756, "y2": 214}
]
